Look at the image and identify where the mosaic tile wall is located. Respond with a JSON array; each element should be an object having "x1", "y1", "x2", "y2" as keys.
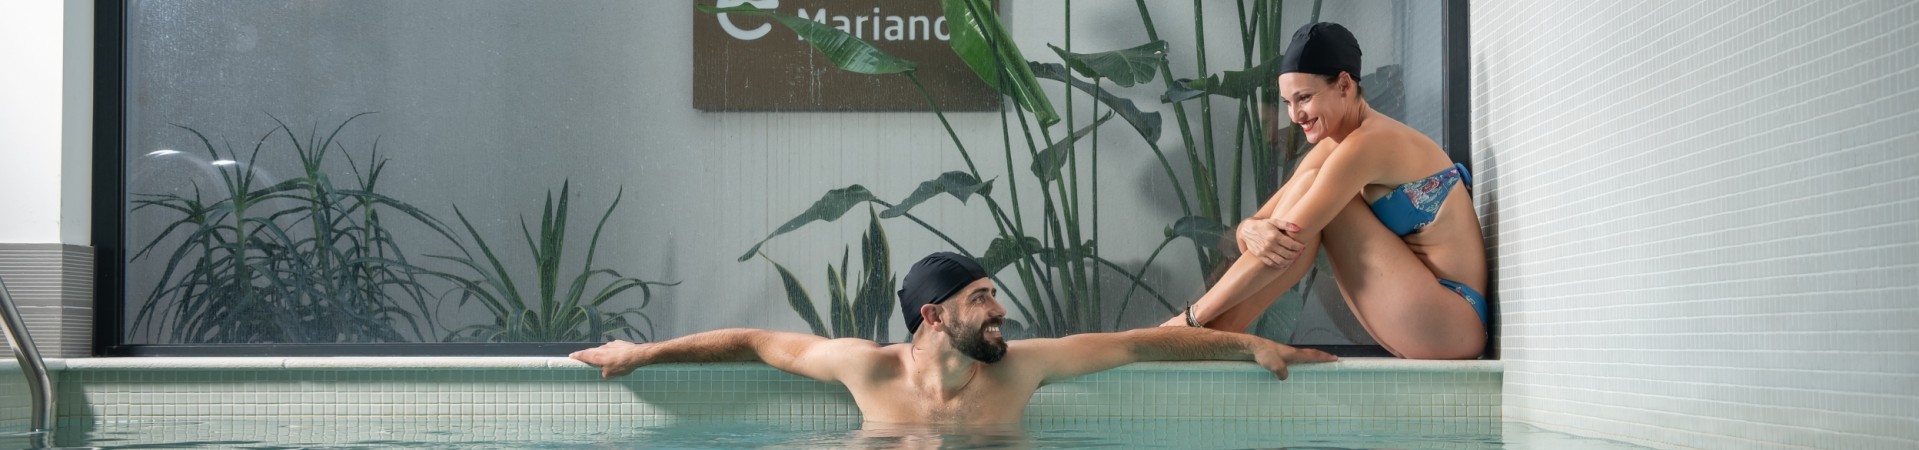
[
  {"x1": 0, "y1": 359, "x2": 27, "y2": 432},
  {"x1": 47, "y1": 417, "x2": 1521, "y2": 449},
  {"x1": 1473, "y1": 1, "x2": 1919, "y2": 448},
  {"x1": 52, "y1": 359, "x2": 1500, "y2": 422}
]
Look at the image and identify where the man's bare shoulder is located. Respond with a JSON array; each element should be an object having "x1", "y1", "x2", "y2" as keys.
[
  {"x1": 813, "y1": 340, "x2": 907, "y2": 380},
  {"x1": 812, "y1": 337, "x2": 888, "y2": 351},
  {"x1": 808, "y1": 338, "x2": 898, "y2": 361}
]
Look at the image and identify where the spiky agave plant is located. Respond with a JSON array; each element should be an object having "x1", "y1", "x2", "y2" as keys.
[
  {"x1": 431, "y1": 181, "x2": 677, "y2": 342},
  {"x1": 759, "y1": 207, "x2": 897, "y2": 341},
  {"x1": 130, "y1": 114, "x2": 448, "y2": 343}
]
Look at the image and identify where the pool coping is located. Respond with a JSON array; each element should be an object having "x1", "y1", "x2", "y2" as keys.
[
  {"x1": 44, "y1": 357, "x2": 1500, "y2": 373},
  {"x1": 34, "y1": 357, "x2": 1504, "y2": 422}
]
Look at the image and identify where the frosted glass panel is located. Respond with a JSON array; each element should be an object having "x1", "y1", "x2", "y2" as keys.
[{"x1": 117, "y1": 0, "x2": 1454, "y2": 349}]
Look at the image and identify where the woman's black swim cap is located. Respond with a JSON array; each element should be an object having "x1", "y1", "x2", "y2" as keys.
[{"x1": 1280, "y1": 22, "x2": 1363, "y2": 82}]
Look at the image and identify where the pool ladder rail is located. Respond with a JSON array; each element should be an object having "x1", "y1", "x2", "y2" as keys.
[{"x1": 1, "y1": 275, "x2": 57, "y2": 448}]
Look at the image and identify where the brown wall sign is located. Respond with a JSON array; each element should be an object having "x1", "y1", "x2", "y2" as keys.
[{"x1": 693, "y1": 0, "x2": 1000, "y2": 111}]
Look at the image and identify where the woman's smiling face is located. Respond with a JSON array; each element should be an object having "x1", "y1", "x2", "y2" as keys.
[{"x1": 1277, "y1": 72, "x2": 1354, "y2": 143}]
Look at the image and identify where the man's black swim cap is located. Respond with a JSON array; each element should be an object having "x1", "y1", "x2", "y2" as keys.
[{"x1": 897, "y1": 252, "x2": 989, "y2": 334}]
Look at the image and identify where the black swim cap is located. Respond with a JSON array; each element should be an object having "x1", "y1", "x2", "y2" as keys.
[
  {"x1": 897, "y1": 252, "x2": 988, "y2": 334},
  {"x1": 1280, "y1": 22, "x2": 1363, "y2": 83}
]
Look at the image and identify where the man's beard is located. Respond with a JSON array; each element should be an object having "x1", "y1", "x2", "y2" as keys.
[{"x1": 946, "y1": 316, "x2": 1007, "y2": 363}]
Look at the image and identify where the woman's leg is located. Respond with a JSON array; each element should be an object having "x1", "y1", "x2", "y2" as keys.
[
  {"x1": 1202, "y1": 242, "x2": 1321, "y2": 332},
  {"x1": 1165, "y1": 192, "x2": 1483, "y2": 359},
  {"x1": 1162, "y1": 233, "x2": 1322, "y2": 331},
  {"x1": 1175, "y1": 168, "x2": 1326, "y2": 330},
  {"x1": 1319, "y1": 195, "x2": 1484, "y2": 359}
]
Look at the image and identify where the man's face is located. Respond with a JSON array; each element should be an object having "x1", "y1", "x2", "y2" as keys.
[{"x1": 940, "y1": 278, "x2": 1007, "y2": 363}]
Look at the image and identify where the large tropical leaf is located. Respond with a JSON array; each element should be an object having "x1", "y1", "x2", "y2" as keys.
[
  {"x1": 978, "y1": 234, "x2": 1042, "y2": 275},
  {"x1": 739, "y1": 185, "x2": 881, "y2": 261},
  {"x1": 1165, "y1": 215, "x2": 1231, "y2": 247},
  {"x1": 1030, "y1": 62, "x2": 1162, "y2": 144},
  {"x1": 1018, "y1": 239, "x2": 1097, "y2": 268},
  {"x1": 696, "y1": 4, "x2": 916, "y2": 75},
  {"x1": 942, "y1": 0, "x2": 1058, "y2": 126},
  {"x1": 761, "y1": 207, "x2": 895, "y2": 340},
  {"x1": 1163, "y1": 54, "x2": 1284, "y2": 103},
  {"x1": 1030, "y1": 111, "x2": 1115, "y2": 183},
  {"x1": 879, "y1": 171, "x2": 994, "y2": 219},
  {"x1": 1049, "y1": 41, "x2": 1167, "y2": 87}
]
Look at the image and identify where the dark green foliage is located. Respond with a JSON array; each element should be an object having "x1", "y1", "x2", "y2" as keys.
[
  {"x1": 761, "y1": 208, "x2": 896, "y2": 341},
  {"x1": 430, "y1": 181, "x2": 677, "y2": 343},
  {"x1": 130, "y1": 114, "x2": 447, "y2": 343},
  {"x1": 707, "y1": 1, "x2": 1331, "y2": 337}
]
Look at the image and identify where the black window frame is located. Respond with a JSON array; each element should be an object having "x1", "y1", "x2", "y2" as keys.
[{"x1": 91, "y1": 0, "x2": 1472, "y2": 358}]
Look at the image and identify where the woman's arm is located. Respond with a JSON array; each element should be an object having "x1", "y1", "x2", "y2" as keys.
[
  {"x1": 1274, "y1": 137, "x2": 1386, "y2": 236},
  {"x1": 1247, "y1": 142, "x2": 1335, "y2": 223},
  {"x1": 1237, "y1": 170, "x2": 1314, "y2": 268},
  {"x1": 1237, "y1": 142, "x2": 1335, "y2": 264}
]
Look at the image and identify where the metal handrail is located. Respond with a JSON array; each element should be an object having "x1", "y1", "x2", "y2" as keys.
[{"x1": 0, "y1": 276, "x2": 55, "y2": 443}]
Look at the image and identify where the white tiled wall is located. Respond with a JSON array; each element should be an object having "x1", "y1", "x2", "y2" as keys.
[{"x1": 1473, "y1": 1, "x2": 1919, "y2": 449}]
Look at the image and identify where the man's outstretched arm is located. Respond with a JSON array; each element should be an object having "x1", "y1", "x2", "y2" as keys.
[
  {"x1": 569, "y1": 328, "x2": 876, "y2": 382},
  {"x1": 1016, "y1": 327, "x2": 1337, "y2": 385}
]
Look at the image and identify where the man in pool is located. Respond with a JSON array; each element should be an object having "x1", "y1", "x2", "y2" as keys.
[{"x1": 570, "y1": 252, "x2": 1337, "y2": 424}]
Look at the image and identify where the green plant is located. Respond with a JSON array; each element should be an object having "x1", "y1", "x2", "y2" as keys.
[
  {"x1": 707, "y1": 1, "x2": 1180, "y2": 337},
  {"x1": 760, "y1": 208, "x2": 897, "y2": 341},
  {"x1": 707, "y1": 1, "x2": 1349, "y2": 337},
  {"x1": 130, "y1": 114, "x2": 447, "y2": 343},
  {"x1": 1135, "y1": 1, "x2": 1407, "y2": 341},
  {"x1": 429, "y1": 181, "x2": 677, "y2": 342},
  {"x1": 1112, "y1": 0, "x2": 1322, "y2": 333}
]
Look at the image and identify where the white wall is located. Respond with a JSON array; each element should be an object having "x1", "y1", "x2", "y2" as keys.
[
  {"x1": 0, "y1": 0, "x2": 91, "y2": 245},
  {"x1": 1475, "y1": 1, "x2": 1919, "y2": 449}
]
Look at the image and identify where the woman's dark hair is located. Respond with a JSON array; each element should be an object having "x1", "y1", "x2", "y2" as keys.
[{"x1": 1320, "y1": 73, "x2": 1366, "y2": 98}]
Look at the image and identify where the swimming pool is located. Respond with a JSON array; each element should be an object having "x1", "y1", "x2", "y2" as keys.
[
  {"x1": 40, "y1": 417, "x2": 1654, "y2": 449},
  {"x1": 3, "y1": 357, "x2": 1652, "y2": 448}
]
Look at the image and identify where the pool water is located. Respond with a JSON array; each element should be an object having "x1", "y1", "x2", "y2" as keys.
[{"x1": 33, "y1": 417, "x2": 1653, "y2": 449}]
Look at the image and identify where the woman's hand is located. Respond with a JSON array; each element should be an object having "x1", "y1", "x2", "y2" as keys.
[{"x1": 1238, "y1": 218, "x2": 1306, "y2": 270}]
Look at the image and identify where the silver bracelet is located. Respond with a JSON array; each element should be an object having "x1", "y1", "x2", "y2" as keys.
[{"x1": 1184, "y1": 305, "x2": 1199, "y2": 327}]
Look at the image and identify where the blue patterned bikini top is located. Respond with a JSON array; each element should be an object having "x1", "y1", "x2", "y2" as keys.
[{"x1": 1369, "y1": 163, "x2": 1472, "y2": 237}]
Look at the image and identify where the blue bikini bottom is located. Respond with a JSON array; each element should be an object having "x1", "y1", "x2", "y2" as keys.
[{"x1": 1439, "y1": 279, "x2": 1490, "y2": 331}]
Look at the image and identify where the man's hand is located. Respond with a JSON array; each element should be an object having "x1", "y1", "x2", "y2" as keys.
[
  {"x1": 570, "y1": 340, "x2": 650, "y2": 379},
  {"x1": 1250, "y1": 342, "x2": 1337, "y2": 380},
  {"x1": 1238, "y1": 218, "x2": 1306, "y2": 270}
]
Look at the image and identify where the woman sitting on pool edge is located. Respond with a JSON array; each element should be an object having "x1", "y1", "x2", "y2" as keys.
[{"x1": 1161, "y1": 22, "x2": 1489, "y2": 360}]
